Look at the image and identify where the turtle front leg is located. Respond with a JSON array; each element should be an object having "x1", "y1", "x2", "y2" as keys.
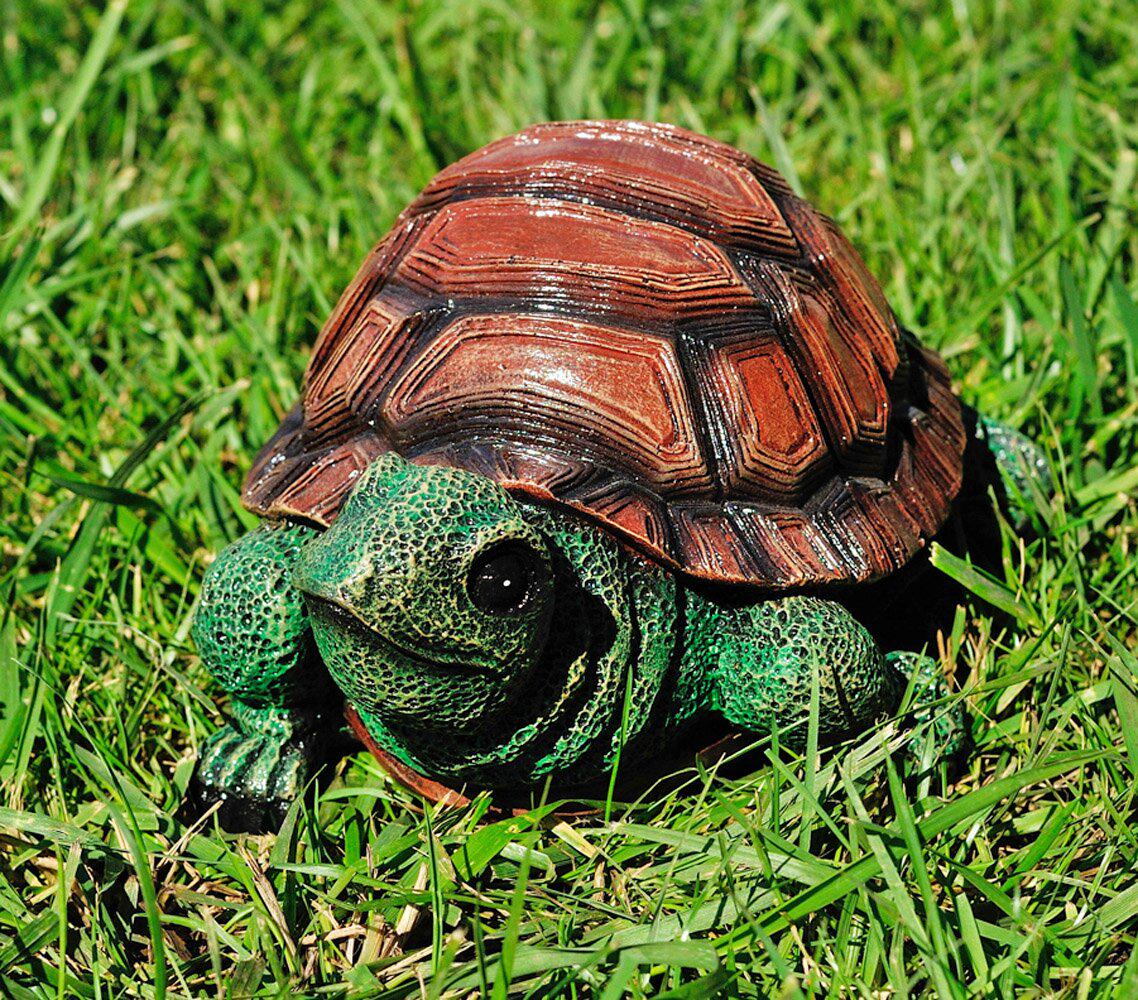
[
  {"x1": 695, "y1": 595, "x2": 969, "y2": 763},
  {"x1": 190, "y1": 521, "x2": 339, "y2": 831}
]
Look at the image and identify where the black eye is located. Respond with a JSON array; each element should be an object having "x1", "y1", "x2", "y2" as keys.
[{"x1": 467, "y1": 542, "x2": 540, "y2": 615}]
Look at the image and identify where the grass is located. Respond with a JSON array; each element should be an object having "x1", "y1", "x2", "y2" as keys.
[{"x1": 1, "y1": 0, "x2": 1137, "y2": 995}]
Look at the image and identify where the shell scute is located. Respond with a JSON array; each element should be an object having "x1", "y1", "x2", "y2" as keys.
[
  {"x1": 685, "y1": 324, "x2": 834, "y2": 502},
  {"x1": 412, "y1": 120, "x2": 800, "y2": 258},
  {"x1": 382, "y1": 313, "x2": 712, "y2": 496},
  {"x1": 390, "y1": 197, "x2": 755, "y2": 323}
]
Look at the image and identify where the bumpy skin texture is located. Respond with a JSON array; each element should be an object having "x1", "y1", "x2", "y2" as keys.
[
  {"x1": 189, "y1": 438, "x2": 1053, "y2": 827},
  {"x1": 975, "y1": 414, "x2": 1054, "y2": 526},
  {"x1": 193, "y1": 522, "x2": 318, "y2": 707},
  {"x1": 293, "y1": 454, "x2": 677, "y2": 788},
  {"x1": 190, "y1": 522, "x2": 341, "y2": 829},
  {"x1": 686, "y1": 594, "x2": 899, "y2": 741}
]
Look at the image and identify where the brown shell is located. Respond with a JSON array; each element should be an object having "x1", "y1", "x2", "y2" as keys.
[{"x1": 243, "y1": 120, "x2": 966, "y2": 589}]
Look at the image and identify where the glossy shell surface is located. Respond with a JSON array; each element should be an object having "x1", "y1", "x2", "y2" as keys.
[{"x1": 244, "y1": 120, "x2": 966, "y2": 589}]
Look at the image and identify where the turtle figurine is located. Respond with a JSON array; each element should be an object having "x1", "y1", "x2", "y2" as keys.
[{"x1": 190, "y1": 120, "x2": 1051, "y2": 831}]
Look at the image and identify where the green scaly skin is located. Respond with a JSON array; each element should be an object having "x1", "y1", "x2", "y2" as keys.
[
  {"x1": 190, "y1": 419, "x2": 1049, "y2": 830},
  {"x1": 975, "y1": 413, "x2": 1054, "y2": 528},
  {"x1": 189, "y1": 522, "x2": 341, "y2": 828}
]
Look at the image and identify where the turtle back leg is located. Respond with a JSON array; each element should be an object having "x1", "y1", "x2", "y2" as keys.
[
  {"x1": 190, "y1": 521, "x2": 341, "y2": 831},
  {"x1": 682, "y1": 593, "x2": 969, "y2": 762},
  {"x1": 972, "y1": 410, "x2": 1053, "y2": 527}
]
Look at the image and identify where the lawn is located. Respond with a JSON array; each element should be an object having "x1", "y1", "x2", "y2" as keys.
[{"x1": 2, "y1": 0, "x2": 1137, "y2": 995}]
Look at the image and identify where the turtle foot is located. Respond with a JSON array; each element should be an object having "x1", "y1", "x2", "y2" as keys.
[
  {"x1": 886, "y1": 650, "x2": 972, "y2": 767},
  {"x1": 185, "y1": 721, "x2": 322, "y2": 833},
  {"x1": 183, "y1": 776, "x2": 294, "y2": 834},
  {"x1": 975, "y1": 414, "x2": 1053, "y2": 528}
]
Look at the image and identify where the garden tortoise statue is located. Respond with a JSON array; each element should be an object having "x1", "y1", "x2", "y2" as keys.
[{"x1": 190, "y1": 120, "x2": 1050, "y2": 830}]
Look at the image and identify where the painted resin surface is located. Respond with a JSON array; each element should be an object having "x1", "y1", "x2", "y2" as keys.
[{"x1": 189, "y1": 121, "x2": 1048, "y2": 830}]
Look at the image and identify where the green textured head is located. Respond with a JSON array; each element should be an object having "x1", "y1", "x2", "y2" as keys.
[{"x1": 293, "y1": 453, "x2": 555, "y2": 736}]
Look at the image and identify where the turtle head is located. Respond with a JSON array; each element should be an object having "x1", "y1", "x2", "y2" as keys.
[{"x1": 293, "y1": 453, "x2": 555, "y2": 735}]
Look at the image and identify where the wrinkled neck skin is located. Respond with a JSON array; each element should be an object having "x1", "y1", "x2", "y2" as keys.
[{"x1": 348, "y1": 502, "x2": 683, "y2": 790}]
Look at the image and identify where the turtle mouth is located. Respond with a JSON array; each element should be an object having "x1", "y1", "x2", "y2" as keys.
[{"x1": 304, "y1": 595, "x2": 502, "y2": 679}]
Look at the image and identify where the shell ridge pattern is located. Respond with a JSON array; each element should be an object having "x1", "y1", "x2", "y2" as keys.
[
  {"x1": 380, "y1": 312, "x2": 712, "y2": 493},
  {"x1": 740, "y1": 257, "x2": 861, "y2": 480},
  {"x1": 407, "y1": 121, "x2": 802, "y2": 259},
  {"x1": 245, "y1": 216, "x2": 425, "y2": 511}
]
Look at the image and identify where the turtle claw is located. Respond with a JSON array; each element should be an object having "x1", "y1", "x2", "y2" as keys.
[
  {"x1": 185, "y1": 723, "x2": 319, "y2": 833},
  {"x1": 184, "y1": 775, "x2": 293, "y2": 834}
]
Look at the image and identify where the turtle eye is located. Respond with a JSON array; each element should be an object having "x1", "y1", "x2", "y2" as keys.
[{"x1": 467, "y1": 541, "x2": 539, "y2": 615}]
